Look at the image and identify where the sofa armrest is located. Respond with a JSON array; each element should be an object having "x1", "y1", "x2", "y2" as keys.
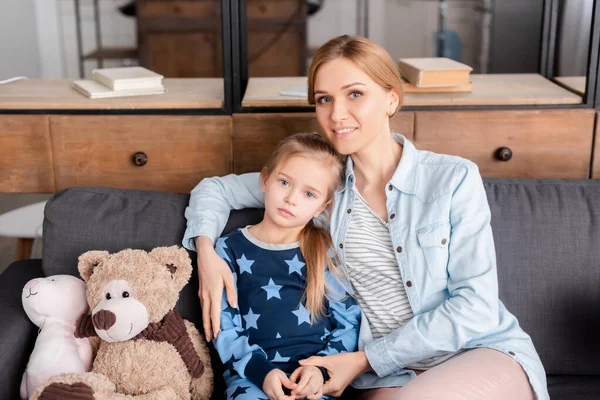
[{"x1": 0, "y1": 259, "x2": 44, "y2": 400}]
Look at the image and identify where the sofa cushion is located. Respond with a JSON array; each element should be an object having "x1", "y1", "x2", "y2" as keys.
[
  {"x1": 484, "y1": 179, "x2": 600, "y2": 375},
  {"x1": 43, "y1": 181, "x2": 600, "y2": 377},
  {"x1": 42, "y1": 187, "x2": 263, "y2": 326},
  {"x1": 547, "y1": 375, "x2": 600, "y2": 399}
]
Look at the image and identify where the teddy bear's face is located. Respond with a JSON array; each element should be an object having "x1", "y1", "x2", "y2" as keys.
[
  {"x1": 77, "y1": 247, "x2": 192, "y2": 343},
  {"x1": 22, "y1": 275, "x2": 88, "y2": 327}
]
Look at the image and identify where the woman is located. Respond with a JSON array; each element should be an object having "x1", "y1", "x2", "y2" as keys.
[{"x1": 183, "y1": 35, "x2": 548, "y2": 400}]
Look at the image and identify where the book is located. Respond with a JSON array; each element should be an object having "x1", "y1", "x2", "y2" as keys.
[
  {"x1": 72, "y1": 80, "x2": 166, "y2": 99},
  {"x1": 397, "y1": 58, "x2": 472, "y2": 88},
  {"x1": 279, "y1": 84, "x2": 308, "y2": 98},
  {"x1": 91, "y1": 66, "x2": 164, "y2": 91},
  {"x1": 401, "y1": 79, "x2": 472, "y2": 93}
]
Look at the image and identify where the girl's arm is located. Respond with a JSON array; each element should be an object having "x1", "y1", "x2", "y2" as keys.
[
  {"x1": 182, "y1": 173, "x2": 264, "y2": 341},
  {"x1": 318, "y1": 270, "x2": 361, "y2": 357},
  {"x1": 213, "y1": 243, "x2": 279, "y2": 390},
  {"x1": 364, "y1": 161, "x2": 500, "y2": 377}
]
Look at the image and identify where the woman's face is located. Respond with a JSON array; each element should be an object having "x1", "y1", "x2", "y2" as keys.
[{"x1": 313, "y1": 57, "x2": 398, "y2": 155}]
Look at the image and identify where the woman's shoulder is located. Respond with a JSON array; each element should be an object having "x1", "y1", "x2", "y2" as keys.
[{"x1": 413, "y1": 147, "x2": 481, "y2": 202}]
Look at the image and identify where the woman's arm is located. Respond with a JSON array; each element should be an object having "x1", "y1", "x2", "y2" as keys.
[
  {"x1": 182, "y1": 173, "x2": 264, "y2": 340},
  {"x1": 183, "y1": 173, "x2": 264, "y2": 250},
  {"x1": 365, "y1": 161, "x2": 500, "y2": 377}
]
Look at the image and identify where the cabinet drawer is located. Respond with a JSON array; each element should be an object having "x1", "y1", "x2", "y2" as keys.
[
  {"x1": 51, "y1": 116, "x2": 231, "y2": 193},
  {"x1": 414, "y1": 110, "x2": 595, "y2": 179},
  {"x1": 0, "y1": 115, "x2": 54, "y2": 192},
  {"x1": 233, "y1": 112, "x2": 414, "y2": 174}
]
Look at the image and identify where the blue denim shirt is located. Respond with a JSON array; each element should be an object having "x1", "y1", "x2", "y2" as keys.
[{"x1": 183, "y1": 134, "x2": 549, "y2": 399}]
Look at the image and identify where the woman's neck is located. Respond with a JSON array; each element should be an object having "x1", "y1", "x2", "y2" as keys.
[
  {"x1": 248, "y1": 217, "x2": 302, "y2": 245},
  {"x1": 352, "y1": 130, "x2": 402, "y2": 191}
]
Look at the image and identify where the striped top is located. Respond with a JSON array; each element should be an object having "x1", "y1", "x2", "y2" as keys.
[{"x1": 345, "y1": 191, "x2": 461, "y2": 369}]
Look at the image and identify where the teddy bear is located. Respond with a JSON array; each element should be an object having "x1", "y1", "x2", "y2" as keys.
[
  {"x1": 21, "y1": 275, "x2": 93, "y2": 399},
  {"x1": 32, "y1": 246, "x2": 213, "y2": 400}
]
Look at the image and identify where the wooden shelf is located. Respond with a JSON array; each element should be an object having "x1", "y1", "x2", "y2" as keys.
[
  {"x1": 242, "y1": 74, "x2": 583, "y2": 108},
  {"x1": 82, "y1": 47, "x2": 138, "y2": 60},
  {"x1": 0, "y1": 78, "x2": 224, "y2": 110},
  {"x1": 554, "y1": 76, "x2": 586, "y2": 96}
]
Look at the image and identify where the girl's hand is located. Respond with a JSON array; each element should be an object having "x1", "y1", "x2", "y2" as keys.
[
  {"x1": 195, "y1": 236, "x2": 237, "y2": 341},
  {"x1": 290, "y1": 366, "x2": 324, "y2": 399},
  {"x1": 263, "y1": 369, "x2": 298, "y2": 400},
  {"x1": 299, "y1": 351, "x2": 371, "y2": 397}
]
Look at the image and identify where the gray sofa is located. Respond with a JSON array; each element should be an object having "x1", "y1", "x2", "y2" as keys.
[{"x1": 1, "y1": 179, "x2": 599, "y2": 400}]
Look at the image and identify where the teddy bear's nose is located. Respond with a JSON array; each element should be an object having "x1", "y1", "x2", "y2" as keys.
[{"x1": 92, "y1": 309, "x2": 117, "y2": 331}]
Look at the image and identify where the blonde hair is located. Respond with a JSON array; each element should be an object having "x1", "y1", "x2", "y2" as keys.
[
  {"x1": 308, "y1": 35, "x2": 404, "y2": 116},
  {"x1": 262, "y1": 133, "x2": 345, "y2": 323}
]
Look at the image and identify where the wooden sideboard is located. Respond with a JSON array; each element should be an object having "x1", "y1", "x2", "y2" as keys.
[{"x1": 1, "y1": 76, "x2": 597, "y2": 194}]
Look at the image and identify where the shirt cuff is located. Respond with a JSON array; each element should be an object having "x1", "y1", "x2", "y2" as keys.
[
  {"x1": 364, "y1": 336, "x2": 399, "y2": 378},
  {"x1": 245, "y1": 354, "x2": 278, "y2": 389},
  {"x1": 182, "y1": 226, "x2": 217, "y2": 252}
]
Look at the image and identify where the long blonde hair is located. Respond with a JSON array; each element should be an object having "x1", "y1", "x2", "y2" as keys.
[
  {"x1": 308, "y1": 35, "x2": 404, "y2": 116},
  {"x1": 262, "y1": 133, "x2": 345, "y2": 323}
]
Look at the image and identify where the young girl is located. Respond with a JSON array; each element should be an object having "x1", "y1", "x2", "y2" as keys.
[{"x1": 212, "y1": 133, "x2": 361, "y2": 400}]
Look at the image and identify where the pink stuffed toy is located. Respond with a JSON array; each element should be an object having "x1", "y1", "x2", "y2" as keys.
[{"x1": 21, "y1": 275, "x2": 93, "y2": 399}]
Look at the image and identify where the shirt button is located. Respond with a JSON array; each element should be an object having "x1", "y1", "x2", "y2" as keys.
[
  {"x1": 406, "y1": 280, "x2": 413, "y2": 287},
  {"x1": 347, "y1": 209, "x2": 352, "y2": 214},
  {"x1": 390, "y1": 213, "x2": 396, "y2": 220},
  {"x1": 339, "y1": 243, "x2": 344, "y2": 249},
  {"x1": 441, "y1": 238, "x2": 447, "y2": 245},
  {"x1": 388, "y1": 184, "x2": 393, "y2": 191},
  {"x1": 509, "y1": 351, "x2": 516, "y2": 356},
  {"x1": 396, "y1": 246, "x2": 402, "y2": 253}
]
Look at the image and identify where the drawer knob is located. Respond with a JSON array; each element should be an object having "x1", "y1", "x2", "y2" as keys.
[
  {"x1": 495, "y1": 147, "x2": 513, "y2": 162},
  {"x1": 132, "y1": 152, "x2": 148, "y2": 167}
]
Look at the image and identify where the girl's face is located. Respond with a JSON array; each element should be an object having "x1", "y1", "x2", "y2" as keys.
[
  {"x1": 313, "y1": 57, "x2": 399, "y2": 155},
  {"x1": 262, "y1": 155, "x2": 333, "y2": 231}
]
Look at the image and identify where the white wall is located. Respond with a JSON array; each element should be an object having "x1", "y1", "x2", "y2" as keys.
[
  {"x1": 0, "y1": 0, "x2": 42, "y2": 79},
  {"x1": 1, "y1": 0, "x2": 135, "y2": 79}
]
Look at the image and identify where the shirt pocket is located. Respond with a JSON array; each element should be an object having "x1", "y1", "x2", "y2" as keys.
[{"x1": 417, "y1": 221, "x2": 451, "y2": 280}]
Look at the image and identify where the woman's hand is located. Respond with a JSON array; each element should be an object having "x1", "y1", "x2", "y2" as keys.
[
  {"x1": 299, "y1": 351, "x2": 371, "y2": 397},
  {"x1": 263, "y1": 369, "x2": 298, "y2": 400},
  {"x1": 195, "y1": 236, "x2": 237, "y2": 341},
  {"x1": 289, "y1": 366, "x2": 324, "y2": 399}
]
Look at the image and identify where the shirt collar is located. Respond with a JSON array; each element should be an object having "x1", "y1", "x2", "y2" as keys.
[{"x1": 339, "y1": 133, "x2": 418, "y2": 195}]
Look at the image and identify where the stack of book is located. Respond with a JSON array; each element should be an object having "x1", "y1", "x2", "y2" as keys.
[
  {"x1": 73, "y1": 67, "x2": 165, "y2": 99},
  {"x1": 398, "y1": 58, "x2": 472, "y2": 93}
]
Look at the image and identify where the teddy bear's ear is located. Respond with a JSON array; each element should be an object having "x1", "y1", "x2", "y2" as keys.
[
  {"x1": 149, "y1": 246, "x2": 192, "y2": 291},
  {"x1": 78, "y1": 250, "x2": 110, "y2": 282}
]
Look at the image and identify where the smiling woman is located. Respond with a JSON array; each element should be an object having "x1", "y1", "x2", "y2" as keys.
[
  {"x1": 185, "y1": 34, "x2": 549, "y2": 400},
  {"x1": 308, "y1": 36, "x2": 403, "y2": 157}
]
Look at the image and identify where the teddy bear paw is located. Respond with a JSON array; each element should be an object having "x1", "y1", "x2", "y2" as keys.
[{"x1": 39, "y1": 382, "x2": 95, "y2": 400}]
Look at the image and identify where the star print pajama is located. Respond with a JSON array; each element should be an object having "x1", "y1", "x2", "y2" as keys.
[{"x1": 212, "y1": 227, "x2": 361, "y2": 400}]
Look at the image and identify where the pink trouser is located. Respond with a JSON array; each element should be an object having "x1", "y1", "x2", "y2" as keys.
[{"x1": 358, "y1": 348, "x2": 534, "y2": 400}]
